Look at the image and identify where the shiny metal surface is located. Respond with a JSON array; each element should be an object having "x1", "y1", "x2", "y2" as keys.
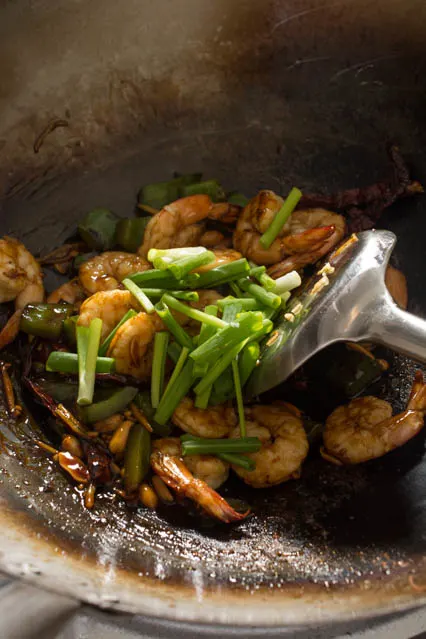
[{"x1": 247, "y1": 230, "x2": 426, "y2": 397}]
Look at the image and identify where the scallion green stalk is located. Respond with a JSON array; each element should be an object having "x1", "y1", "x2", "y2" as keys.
[
  {"x1": 232, "y1": 359, "x2": 246, "y2": 437},
  {"x1": 162, "y1": 294, "x2": 227, "y2": 329},
  {"x1": 129, "y1": 269, "x2": 199, "y2": 289},
  {"x1": 186, "y1": 259, "x2": 250, "y2": 289},
  {"x1": 259, "y1": 187, "x2": 302, "y2": 249},
  {"x1": 46, "y1": 351, "x2": 115, "y2": 374},
  {"x1": 217, "y1": 296, "x2": 259, "y2": 311},
  {"x1": 148, "y1": 247, "x2": 215, "y2": 279},
  {"x1": 237, "y1": 278, "x2": 281, "y2": 308},
  {"x1": 154, "y1": 349, "x2": 193, "y2": 425},
  {"x1": 217, "y1": 452, "x2": 255, "y2": 471},
  {"x1": 77, "y1": 318, "x2": 103, "y2": 406},
  {"x1": 151, "y1": 332, "x2": 169, "y2": 408},
  {"x1": 99, "y1": 309, "x2": 137, "y2": 356},
  {"x1": 154, "y1": 301, "x2": 193, "y2": 350},
  {"x1": 192, "y1": 305, "x2": 218, "y2": 379},
  {"x1": 193, "y1": 339, "x2": 249, "y2": 395},
  {"x1": 122, "y1": 279, "x2": 155, "y2": 314},
  {"x1": 238, "y1": 342, "x2": 260, "y2": 386},
  {"x1": 139, "y1": 288, "x2": 199, "y2": 302},
  {"x1": 181, "y1": 437, "x2": 261, "y2": 456}
]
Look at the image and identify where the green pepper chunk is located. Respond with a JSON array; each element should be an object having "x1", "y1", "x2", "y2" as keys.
[
  {"x1": 115, "y1": 218, "x2": 150, "y2": 253},
  {"x1": 78, "y1": 208, "x2": 118, "y2": 250},
  {"x1": 137, "y1": 174, "x2": 202, "y2": 210},
  {"x1": 79, "y1": 386, "x2": 138, "y2": 423},
  {"x1": 124, "y1": 423, "x2": 151, "y2": 492},
  {"x1": 63, "y1": 316, "x2": 78, "y2": 345},
  {"x1": 181, "y1": 179, "x2": 226, "y2": 202},
  {"x1": 20, "y1": 303, "x2": 73, "y2": 340}
]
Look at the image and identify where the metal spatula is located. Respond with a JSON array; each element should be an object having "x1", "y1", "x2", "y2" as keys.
[{"x1": 245, "y1": 230, "x2": 426, "y2": 398}]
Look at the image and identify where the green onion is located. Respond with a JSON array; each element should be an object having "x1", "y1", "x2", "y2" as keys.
[
  {"x1": 232, "y1": 359, "x2": 246, "y2": 437},
  {"x1": 273, "y1": 271, "x2": 302, "y2": 294},
  {"x1": 139, "y1": 289, "x2": 199, "y2": 302},
  {"x1": 229, "y1": 282, "x2": 244, "y2": 298},
  {"x1": 115, "y1": 218, "x2": 150, "y2": 253},
  {"x1": 181, "y1": 437, "x2": 261, "y2": 456},
  {"x1": 162, "y1": 294, "x2": 226, "y2": 329},
  {"x1": 151, "y1": 332, "x2": 169, "y2": 408},
  {"x1": 259, "y1": 187, "x2": 302, "y2": 249},
  {"x1": 76, "y1": 319, "x2": 102, "y2": 406},
  {"x1": 217, "y1": 296, "x2": 259, "y2": 311},
  {"x1": 122, "y1": 278, "x2": 155, "y2": 314},
  {"x1": 148, "y1": 247, "x2": 215, "y2": 279},
  {"x1": 46, "y1": 352, "x2": 115, "y2": 374},
  {"x1": 194, "y1": 386, "x2": 213, "y2": 409},
  {"x1": 78, "y1": 208, "x2": 118, "y2": 250},
  {"x1": 20, "y1": 303, "x2": 73, "y2": 340},
  {"x1": 181, "y1": 179, "x2": 226, "y2": 201},
  {"x1": 137, "y1": 174, "x2": 202, "y2": 210},
  {"x1": 250, "y1": 265, "x2": 278, "y2": 292},
  {"x1": 238, "y1": 342, "x2": 260, "y2": 386},
  {"x1": 192, "y1": 305, "x2": 218, "y2": 379},
  {"x1": 227, "y1": 192, "x2": 249, "y2": 207},
  {"x1": 155, "y1": 301, "x2": 193, "y2": 350},
  {"x1": 217, "y1": 452, "x2": 255, "y2": 471},
  {"x1": 80, "y1": 386, "x2": 138, "y2": 423},
  {"x1": 167, "y1": 341, "x2": 182, "y2": 365},
  {"x1": 129, "y1": 269, "x2": 199, "y2": 289},
  {"x1": 186, "y1": 258, "x2": 250, "y2": 289},
  {"x1": 221, "y1": 302, "x2": 243, "y2": 323},
  {"x1": 99, "y1": 309, "x2": 137, "y2": 356},
  {"x1": 237, "y1": 278, "x2": 281, "y2": 308},
  {"x1": 247, "y1": 319, "x2": 274, "y2": 343},
  {"x1": 154, "y1": 349, "x2": 193, "y2": 425},
  {"x1": 193, "y1": 339, "x2": 248, "y2": 396},
  {"x1": 210, "y1": 369, "x2": 234, "y2": 405},
  {"x1": 190, "y1": 312, "x2": 263, "y2": 367},
  {"x1": 124, "y1": 423, "x2": 151, "y2": 492}
]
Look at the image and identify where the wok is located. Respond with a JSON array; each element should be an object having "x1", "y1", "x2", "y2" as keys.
[{"x1": 1, "y1": 0, "x2": 426, "y2": 629}]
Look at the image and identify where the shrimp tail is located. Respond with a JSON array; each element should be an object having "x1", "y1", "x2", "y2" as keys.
[
  {"x1": 282, "y1": 225, "x2": 335, "y2": 253},
  {"x1": 151, "y1": 451, "x2": 249, "y2": 523},
  {"x1": 408, "y1": 371, "x2": 426, "y2": 411},
  {"x1": 0, "y1": 310, "x2": 22, "y2": 350}
]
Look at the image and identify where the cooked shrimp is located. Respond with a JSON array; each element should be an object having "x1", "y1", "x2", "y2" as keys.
[
  {"x1": 153, "y1": 438, "x2": 229, "y2": 489},
  {"x1": 233, "y1": 190, "x2": 345, "y2": 274},
  {"x1": 78, "y1": 289, "x2": 138, "y2": 340},
  {"x1": 229, "y1": 402, "x2": 309, "y2": 488},
  {"x1": 107, "y1": 312, "x2": 159, "y2": 379},
  {"x1": 79, "y1": 252, "x2": 149, "y2": 295},
  {"x1": 138, "y1": 195, "x2": 239, "y2": 257},
  {"x1": 151, "y1": 451, "x2": 247, "y2": 523},
  {"x1": 47, "y1": 278, "x2": 86, "y2": 309},
  {"x1": 194, "y1": 248, "x2": 242, "y2": 273},
  {"x1": 0, "y1": 237, "x2": 44, "y2": 349},
  {"x1": 385, "y1": 265, "x2": 408, "y2": 309},
  {"x1": 173, "y1": 396, "x2": 237, "y2": 438},
  {"x1": 321, "y1": 371, "x2": 426, "y2": 465}
]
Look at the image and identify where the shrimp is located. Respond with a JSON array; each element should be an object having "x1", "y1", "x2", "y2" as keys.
[
  {"x1": 79, "y1": 252, "x2": 149, "y2": 295},
  {"x1": 47, "y1": 278, "x2": 86, "y2": 309},
  {"x1": 229, "y1": 402, "x2": 309, "y2": 488},
  {"x1": 107, "y1": 312, "x2": 160, "y2": 379},
  {"x1": 0, "y1": 237, "x2": 44, "y2": 349},
  {"x1": 153, "y1": 438, "x2": 229, "y2": 489},
  {"x1": 233, "y1": 190, "x2": 345, "y2": 274},
  {"x1": 150, "y1": 451, "x2": 247, "y2": 523},
  {"x1": 138, "y1": 195, "x2": 239, "y2": 257},
  {"x1": 194, "y1": 249, "x2": 242, "y2": 273},
  {"x1": 173, "y1": 396, "x2": 237, "y2": 438},
  {"x1": 78, "y1": 289, "x2": 138, "y2": 340},
  {"x1": 321, "y1": 371, "x2": 426, "y2": 465}
]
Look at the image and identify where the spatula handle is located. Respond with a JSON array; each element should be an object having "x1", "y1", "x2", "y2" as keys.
[{"x1": 371, "y1": 300, "x2": 426, "y2": 363}]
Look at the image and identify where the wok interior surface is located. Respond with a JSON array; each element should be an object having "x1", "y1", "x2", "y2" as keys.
[{"x1": 1, "y1": 0, "x2": 426, "y2": 627}]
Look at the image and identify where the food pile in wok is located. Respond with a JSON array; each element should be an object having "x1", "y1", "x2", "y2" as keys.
[{"x1": 0, "y1": 146, "x2": 423, "y2": 522}]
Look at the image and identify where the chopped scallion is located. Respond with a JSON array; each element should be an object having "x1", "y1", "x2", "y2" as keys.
[
  {"x1": 259, "y1": 187, "x2": 302, "y2": 249},
  {"x1": 99, "y1": 309, "x2": 137, "y2": 356},
  {"x1": 151, "y1": 332, "x2": 169, "y2": 408},
  {"x1": 122, "y1": 278, "x2": 155, "y2": 314}
]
